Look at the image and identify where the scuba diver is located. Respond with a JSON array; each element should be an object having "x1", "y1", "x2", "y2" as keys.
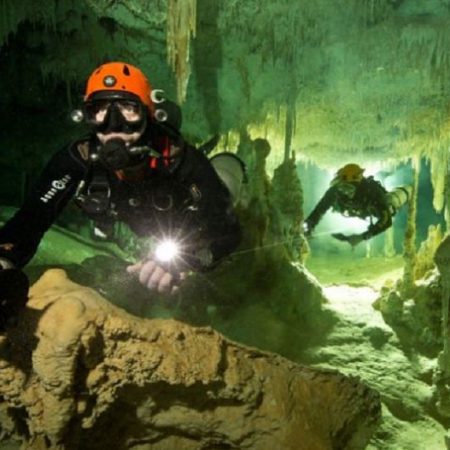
[
  {"x1": 304, "y1": 163, "x2": 411, "y2": 247},
  {"x1": 0, "y1": 61, "x2": 242, "y2": 328}
]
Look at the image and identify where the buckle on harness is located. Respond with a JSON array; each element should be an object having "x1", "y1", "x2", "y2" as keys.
[{"x1": 75, "y1": 178, "x2": 111, "y2": 216}]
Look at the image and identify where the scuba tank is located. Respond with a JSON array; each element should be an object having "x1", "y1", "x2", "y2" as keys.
[
  {"x1": 386, "y1": 186, "x2": 412, "y2": 213},
  {"x1": 209, "y1": 152, "x2": 247, "y2": 207}
]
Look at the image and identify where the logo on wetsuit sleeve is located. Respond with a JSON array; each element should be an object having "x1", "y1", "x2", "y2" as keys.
[{"x1": 40, "y1": 175, "x2": 72, "y2": 203}]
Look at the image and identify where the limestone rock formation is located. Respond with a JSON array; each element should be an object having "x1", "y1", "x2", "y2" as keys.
[
  {"x1": 0, "y1": 269, "x2": 380, "y2": 450},
  {"x1": 374, "y1": 269, "x2": 442, "y2": 357},
  {"x1": 433, "y1": 235, "x2": 450, "y2": 419},
  {"x1": 414, "y1": 224, "x2": 443, "y2": 280},
  {"x1": 372, "y1": 221, "x2": 444, "y2": 358}
]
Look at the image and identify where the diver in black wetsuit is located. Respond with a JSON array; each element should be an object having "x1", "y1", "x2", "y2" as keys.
[
  {"x1": 0, "y1": 62, "x2": 241, "y2": 327},
  {"x1": 304, "y1": 163, "x2": 411, "y2": 247}
]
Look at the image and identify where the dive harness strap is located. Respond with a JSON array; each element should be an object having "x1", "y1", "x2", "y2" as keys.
[{"x1": 75, "y1": 162, "x2": 112, "y2": 218}]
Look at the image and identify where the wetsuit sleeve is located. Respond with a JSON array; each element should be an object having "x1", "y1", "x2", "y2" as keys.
[
  {"x1": 305, "y1": 187, "x2": 336, "y2": 232},
  {"x1": 0, "y1": 144, "x2": 88, "y2": 267},
  {"x1": 361, "y1": 179, "x2": 392, "y2": 239},
  {"x1": 177, "y1": 147, "x2": 241, "y2": 270}
]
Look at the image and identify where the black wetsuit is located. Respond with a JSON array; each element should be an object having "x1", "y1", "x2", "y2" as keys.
[
  {"x1": 305, "y1": 177, "x2": 392, "y2": 240},
  {"x1": 0, "y1": 127, "x2": 241, "y2": 270}
]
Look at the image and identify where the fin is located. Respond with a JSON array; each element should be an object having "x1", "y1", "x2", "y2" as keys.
[{"x1": 331, "y1": 233, "x2": 348, "y2": 242}]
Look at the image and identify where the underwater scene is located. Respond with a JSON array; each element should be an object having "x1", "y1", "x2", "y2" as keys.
[{"x1": 0, "y1": 1, "x2": 450, "y2": 449}]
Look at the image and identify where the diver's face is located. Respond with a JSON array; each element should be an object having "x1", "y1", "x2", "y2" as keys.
[
  {"x1": 84, "y1": 95, "x2": 148, "y2": 145},
  {"x1": 86, "y1": 96, "x2": 149, "y2": 170},
  {"x1": 337, "y1": 182, "x2": 357, "y2": 199}
]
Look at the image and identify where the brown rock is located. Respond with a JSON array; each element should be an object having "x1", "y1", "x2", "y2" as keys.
[{"x1": 0, "y1": 269, "x2": 380, "y2": 449}]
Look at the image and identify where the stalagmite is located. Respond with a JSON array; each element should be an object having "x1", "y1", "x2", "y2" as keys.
[
  {"x1": 364, "y1": 240, "x2": 371, "y2": 258},
  {"x1": 445, "y1": 147, "x2": 450, "y2": 229},
  {"x1": 383, "y1": 226, "x2": 395, "y2": 258},
  {"x1": 167, "y1": 0, "x2": 197, "y2": 103},
  {"x1": 415, "y1": 224, "x2": 443, "y2": 279},
  {"x1": 402, "y1": 156, "x2": 419, "y2": 296}
]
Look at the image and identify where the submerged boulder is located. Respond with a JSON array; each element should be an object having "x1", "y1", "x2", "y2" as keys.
[{"x1": 0, "y1": 269, "x2": 380, "y2": 450}]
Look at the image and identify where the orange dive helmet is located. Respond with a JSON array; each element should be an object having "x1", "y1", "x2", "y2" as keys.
[
  {"x1": 335, "y1": 163, "x2": 365, "y2": 183},
  {"x1": 84, "y1": 62, "x2": 154, "y2": 113}
]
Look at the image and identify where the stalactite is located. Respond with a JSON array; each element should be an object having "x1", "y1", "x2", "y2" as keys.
[
  {"x1": 1, "y1": 0, "x2": 9, "y2": 42},
  {"x1": 429, "y1": 146, "x2": 448, "y2": 213},
  {"x1": 401, "y1": 156, "x2": 420, "y2": 296},
  {"x1": 284, "y1": 102, "x2": 295, "y2": 162},
  {"x1": 0, "y1": 0, "x2": 82, "y2": 93},
  {"x1": 166, "y1": 0, "x2": 197, "y2": 104},
  {"x1": 0, "y1": 0, "x2": 18, "y2": 45},
  {"x1": 435, "y1": 27, "x2": 450, "y2": 76},
  {"x1": 398, "y1": 24, "x2": 450, "y2": 83},
  {"x1": 359, "y1": 0, "x2": 391, "y2": 25},
  {"x1": 276, "y1": 104, "x2": 281, "y2": 123}
]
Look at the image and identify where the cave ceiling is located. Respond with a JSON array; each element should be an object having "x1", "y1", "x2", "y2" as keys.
[{"x1": 2, "y1": 0, "x2": 450, "y2": 168}]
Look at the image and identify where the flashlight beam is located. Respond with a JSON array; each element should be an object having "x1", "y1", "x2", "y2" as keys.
[{"x1": 154, "y1": 240, "x2": 180, "y2": 263}]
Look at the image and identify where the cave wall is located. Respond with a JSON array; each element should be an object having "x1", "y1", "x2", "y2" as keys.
[
  {"x1": 0, "y1": 0, "x2": 448, "y2": 259},
  {"x1": 1, "y1": 0, "x2": 450, "y2": 170}
]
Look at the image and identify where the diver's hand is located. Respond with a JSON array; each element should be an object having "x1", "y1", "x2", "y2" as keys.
[{"x1": 126, "y1": 259, "x2": 187, "y2": 294}]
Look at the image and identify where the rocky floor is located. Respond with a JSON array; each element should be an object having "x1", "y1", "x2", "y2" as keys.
[
  {"x1": 300, "y1": 255, "x2": 447, "y2": 450},
  {"x1": 199, "y1": 253, "x2": 447, "y2": 449}
]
